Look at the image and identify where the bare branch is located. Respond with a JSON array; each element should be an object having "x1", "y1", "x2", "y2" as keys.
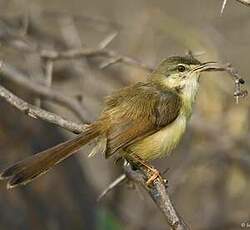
[
  {"x1": 221, "y1": 0, "x2": 228, "y2": 14},
  {"x1": 223, "y1": 63, "x2": 248, "y2": 103},
  {"x1": 221, "y1": 0, "x2": 250, "y2": 15},
  {"x1": 0, "y1": 85, "x2": 87, "y2": 134},
  {"x1": 0, "y1": 64, "x2": 187, "y2": 229},
  {"x1": 97, "y1": 174, "x2": 127, "y2": 201},
  {"x1": 44, "y1": 59, "x2": 53, "y2": 87},
  {"x1": 236, "y1": 0, "x2": 250, "y2": 6},
  {"x1": 0, "y1": 61, "x2": 89, "y2": 122},
  {"x1": 97, "y1": 31, "x2": 118, "y2": 49},
  {"x1": 99, "y1": 56, "x2": 121, "y2": 69},
  {"x1": 123, "y1": 162, "x2": 189, "y2": 230},
  {"x1": 40, "y1": 47, "x2": 153, "y2": 71}
]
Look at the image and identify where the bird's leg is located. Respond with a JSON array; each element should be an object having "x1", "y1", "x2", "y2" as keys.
[
  {"x1": 128, "y1": 154, "x2": 162, "y2": 186},
  {"x1": 145, "y1": 167, "x2": 161, "y2": 186}
]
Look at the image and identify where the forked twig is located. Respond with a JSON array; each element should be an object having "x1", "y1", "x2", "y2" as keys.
[{"x1": 221, "y1": 63, "x2": 248, "y2": 103}]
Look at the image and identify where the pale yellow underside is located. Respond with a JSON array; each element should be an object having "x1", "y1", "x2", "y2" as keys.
[{"x1": 127, "y1": 114, "x2": 187, "y2": 160}]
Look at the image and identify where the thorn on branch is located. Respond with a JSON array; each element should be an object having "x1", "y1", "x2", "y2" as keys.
[
  {"x1": 97, "y1": 174, "x2": 127, "y2": 202},
  {"x1": 221, "y1": 0, "x2": 228, "y2": 15},
  {"x1": 98, "y1": 31, "x2": 118, "y2": 50}
]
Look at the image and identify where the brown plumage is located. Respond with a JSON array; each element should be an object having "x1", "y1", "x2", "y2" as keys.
[
  {"x1": 0, "y1": 55, "x2": 206, "y2": 189},
  {"x1": 101, "y1": 82, "x2": 182, "y2": 157}
]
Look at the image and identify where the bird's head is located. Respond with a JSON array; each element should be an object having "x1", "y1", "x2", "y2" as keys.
[{"x1": 151, "y1": 55, "x2": 223, "y2": 101}]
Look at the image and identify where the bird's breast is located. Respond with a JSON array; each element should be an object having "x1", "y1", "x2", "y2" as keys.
[{"x1": 127, "y1": 114, "x2": 187, "y2": 161}]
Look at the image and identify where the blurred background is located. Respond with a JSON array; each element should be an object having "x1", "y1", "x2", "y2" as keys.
[{"x1": 0, "y1": 0, "x2": 249, "y2": 229}]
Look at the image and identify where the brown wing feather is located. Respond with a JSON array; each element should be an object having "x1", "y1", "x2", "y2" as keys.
[{"x1": 101, "y1": 82, "x2": 182, "y2": 158}]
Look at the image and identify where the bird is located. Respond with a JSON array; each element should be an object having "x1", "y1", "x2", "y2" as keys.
[{"x1": 0, "y1": 55, "x2": 222, "y2": 189}]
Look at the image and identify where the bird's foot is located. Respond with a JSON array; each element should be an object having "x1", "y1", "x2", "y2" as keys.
[
  {"x1": 146, "y1": 167, "x2": 161, "y2": 186},
  {"x1": 127, "y1": 154, "x2": 164, "y2": 186}
]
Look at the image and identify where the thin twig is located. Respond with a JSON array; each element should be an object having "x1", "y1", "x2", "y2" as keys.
[
  {"x1": 221, "y1": 0, "x2": 250, "y2": 15},
  {"x1": 236, "y1": 0, "x2": 250, "y2": 6},
  {"x1": 44, "y1": 59, "x2": 53, "y2": 87},
  {"x1": 99, "y1": 56, "x2": 121, "y2": 69},
  {"x1": 0, "y1": 61, "x2": 89, "y2": 122},
  {"x1": 40, "y1": 47, "x2": 153, "y2": 71},
  {"x1": 97, "y1": 174, "x2": 127, "y2": 201},
  {"x1": 221, "y1": 0, "x2": 228, "y2": 14},
  {"x1": 224, "y1": 64, "x2": 248, "y2": 103},
  {"x1": 203, "y1": 62, "x2": 248, "y2": 103},
  {"x1": 97, "y1": 31, "x2": 118, "y2": 49}
]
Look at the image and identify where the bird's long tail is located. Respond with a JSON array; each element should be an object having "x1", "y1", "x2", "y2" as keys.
[{"x1": 0, "y1": 124, "x2": 100, "y2": 189}]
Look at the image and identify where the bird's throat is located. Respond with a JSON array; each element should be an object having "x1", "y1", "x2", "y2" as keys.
[{"x1": 179, "y1": 78, "x2": 200, "y2": 118}]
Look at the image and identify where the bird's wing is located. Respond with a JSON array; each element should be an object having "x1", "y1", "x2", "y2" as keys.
[{"x1": 100, "y1": 82, "x2": 182, "y2": 158}]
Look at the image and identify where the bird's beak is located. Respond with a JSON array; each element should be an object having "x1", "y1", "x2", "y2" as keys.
[{"x1": 192, "y1": 62, "x2": 227, "y2": 73}]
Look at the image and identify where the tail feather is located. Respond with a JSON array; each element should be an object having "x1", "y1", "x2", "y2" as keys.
[{"x1": 0, "y1": 124, "x2": 99, "y2": 189}]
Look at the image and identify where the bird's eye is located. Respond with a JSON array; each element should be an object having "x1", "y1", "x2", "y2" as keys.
[{"x1": 177, "y1": 65, "x2": 186, "y2": 72}]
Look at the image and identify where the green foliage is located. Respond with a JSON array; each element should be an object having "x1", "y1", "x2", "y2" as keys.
[{"x1": 97, "y1": 208, "x2": 123, "y2": 230}]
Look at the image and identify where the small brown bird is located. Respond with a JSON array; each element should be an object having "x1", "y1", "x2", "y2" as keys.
[{"x1": 0, "y1": 55, "x2": 223, "y2": 189}]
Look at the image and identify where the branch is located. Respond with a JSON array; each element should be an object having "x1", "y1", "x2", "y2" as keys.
[
  {"x1": 0, "y1": 85, "x2": 87, "y2": 134},
  {"x1": 0, "y1": 63, "x2": 188, "y2": 229},
  {"x1": 221, "y1": 0, "x2": 250, "y2": 15},
  {"x1": 220, "y1": 0, "x2": 228, "y2": 14},
  {"x1": 123, "y1": 163, "x2": 189, "y2": 230},
  {"x1": 97, "y1": 174, "x2": 127, "y2": 201},
  {"x1": 0, "y1": 61, "x2": 89, "y2": 122},
  {"x1": 40, "y1": 47, "x2": 153, "y2": 71},
  {"x1": 236, "y1": 0, "x2": 250, "y2": 6}
]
